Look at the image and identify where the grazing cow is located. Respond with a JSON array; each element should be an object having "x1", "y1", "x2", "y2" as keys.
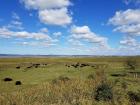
[
  {"x1": 16, "y1": 66, "x2": 20, "y2": 69},
  {"x1": 27, "y1": 66, "x2": 32, "y2": 69},
  {"x1": 32, "y1": 63, "x2": 40, "y2": 68},
  {"x1": 91, "y1": 65, "x2": 95, "y2": 67},
  {"x1": 15, "y1": 81, "x2": 22, "y2": 85},
  {"x1": 3, "y1": 77, "x2": 13, "y2": 81},
  {"x1": 35, "y1": 65, "x2": 38, "y2": 68},
  {"x1": 80, "y1": 63, "x2": 90, "y2": 67}
]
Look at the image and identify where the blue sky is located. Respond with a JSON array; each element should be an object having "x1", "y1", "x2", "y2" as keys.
[{"x1": 0, "y1": 0, "x2": 140, "y2": 55}]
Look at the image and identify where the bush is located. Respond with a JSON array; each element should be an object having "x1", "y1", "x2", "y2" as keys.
[
  {"x1": 128, "y1": 91, "x2": 140, "y2": 102},
  {"x1": 94, "y1": 83, "x2": 113, "y2": 101}
]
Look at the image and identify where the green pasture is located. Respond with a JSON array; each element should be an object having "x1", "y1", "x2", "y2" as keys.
[{"x1": 0, "y1": 57, "x2": 140, "y2": 92}]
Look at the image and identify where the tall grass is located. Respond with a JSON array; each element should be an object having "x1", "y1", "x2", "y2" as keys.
[{"x1": 0, "y1": 71, "x2": 139, "y2": 105}]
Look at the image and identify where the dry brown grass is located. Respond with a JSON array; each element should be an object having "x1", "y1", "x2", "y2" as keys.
[{"x1": 0, "y1": 71, "x2": 139, "y2": 105}]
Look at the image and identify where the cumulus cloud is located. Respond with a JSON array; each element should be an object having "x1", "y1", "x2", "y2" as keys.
[
  {"x1": 12, "y1": 12, "x2": 20, "y2": 20},
  {"x1": 6, "y1": 21, "x2": 23, "y2": 30},
  {"x1": 40, "y1": 27, "x2": 48, "y2": 33},
  {"x1": 4, "y1": 12, "x2": 24, "y2": 30},
  {"x1": 53, "y1": 32, "x2": 62, "y2": 38},
  {"x1": 68, "y1": 39, "x2": 84, "y2": 46},
  {"x1": 119, "y1": 37, "x2": 140, "y2": 54},
  {"x1": 70, "y1": 25, "x2": 109, "y2": 48},
  {"x1": 0, "y1": 27, "x2": 51, "y2": 40},
  {"x1": 20, "y1": 41, "x2": 29, "y2": 45},
  {"x1": 20, "y1": 41, "x2": 57, "y2": 47},
  {"x1": 0, "y1": 26, "x2": 60, "y2": 47},
  {"x1": 71, "y1": 25, "x2": 90, "y2": 34},
  {"x1": 109, "y1": 9, "x2": 140, "y2": 51},
  {"x1": 0, "y1": 12, "x2": 60, "y2": 47},
  {"x1": 21, "y1": 0, "x2": 72, "y2": 26},
  {"x1": 39, "y1": 8, "x2": 72, "y2": 26},
  {"x1": 21, "y1": 0, "x2": 71, "y2": 10},
  {"x1": 108, "y1": 9, "x2": 140, "y2": 26},
  {"x1": 120, "y1": 37, "x2": 138, "y2": 46},
  {"x1": 109, "y1": 9, "x2": 140, "y2": 36},
  {"x1": 0, "y1": 27, "x2": 13, "y2": 38},
  {"x1": 114, "y1": 24, "x2": 140, "y2": 36}
]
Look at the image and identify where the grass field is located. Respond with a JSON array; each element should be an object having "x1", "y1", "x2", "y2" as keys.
[{"x1": 0, "y1": 56, "x2": 140, "y2": 105}]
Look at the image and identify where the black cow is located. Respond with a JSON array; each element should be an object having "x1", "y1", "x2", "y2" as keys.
[{"x1": 15, "y1": 81, "x2": 22, "y2": 85}]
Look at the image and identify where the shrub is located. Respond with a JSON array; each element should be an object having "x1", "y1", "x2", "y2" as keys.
[
  {"x1": 127, "y1": 91, "x2": 140, "y2": 102},
  {"x1": 94, "y1": 83, "x2": 113, "y2": 101}
]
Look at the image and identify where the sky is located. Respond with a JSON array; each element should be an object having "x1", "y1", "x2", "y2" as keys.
[{"x1": 0, "y1": 0, "x2": 140, "y2": 55}]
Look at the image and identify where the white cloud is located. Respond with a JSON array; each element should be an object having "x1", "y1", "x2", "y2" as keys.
[
  {"x1": 119, "y1": 36, "x2": 140, "y2": 54},
  {"x1": 109, "y1": 9, "x2": 140, "y2": 26},
  {"x1": 114, "y1": 24, "x2": 140, "y2": 36},
  {"x1": 39, "y1": 8, "x2": 72, "y2": 26},
  {"x1": 0, "y1": 12, "x2": 60, "y2": 47},
  {"x1": 12, "y1": 12, "x2": 20, "y2": 20},
  {"x1": 53, "y1": 32, "x2": 62, "y2": 37},
  {"x1": 0, "y1": 27, "x2": 51, "y2": 40},
  {"x1": 0, "y1": 27, "x2": 13, "y2": 38},
  {"x1": 109, "y1": 9, "x2": 140, "y2": 52},
  {"x1": 11, "y1": 20, "x2": 22, "y2": 26},
  {"x1": 21, "y1": 41, "x2": 29, "y2": 45},
  {"x1": 21, "y1": 0, "x2": 71, "y2": 10},
  {"x1": 40, "y1": 27, "x2": 48, "y2": 33},
  {"x1": 71, "y1": 25, "x2": 90, "y2": 34},
  {"x1": 68, "y1": 39, "x2": 84, "y2": 46},
  {"x1": 6, "y1": 21, "x2": 23, "y2": 30},
  {"x1": 20, "y1": 41, "x2": 57, "y2": 47},
  {"x1": 5, "y1": 12, "x2": 24, "y2": 30},
  {"x1": 120, "y1": 37, "x2": 138, "y2": 46},
  {"x1": 70, "y1": 25, "x2": 109, "y2": 48},
  {"x1": 109, "y1": 9, "x2": 140, "y2": 36},
  {"x1": 21, "y1": 0, "x2": 72, "y2": 26}
]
